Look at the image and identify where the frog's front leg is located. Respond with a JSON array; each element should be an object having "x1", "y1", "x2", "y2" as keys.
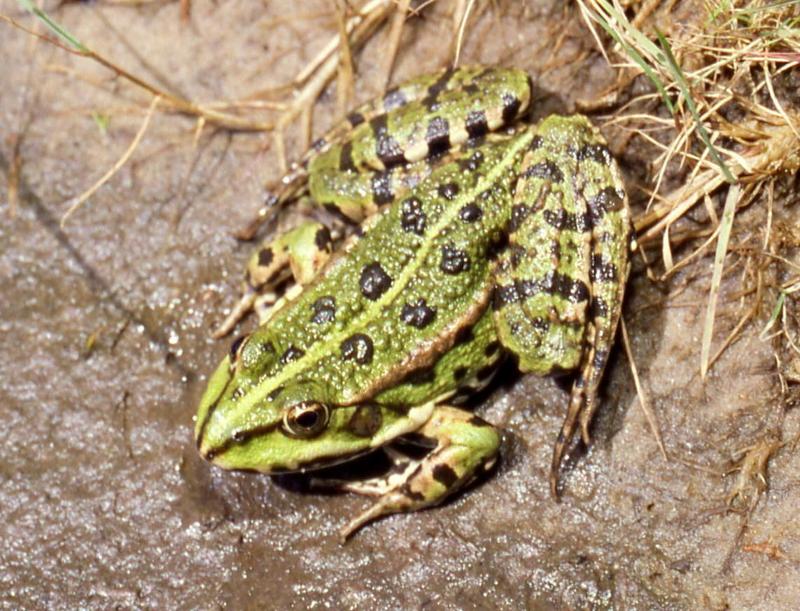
[
  {"x1": 213, "y1": 220, "x2": 333, "y2": 337},
  {"x1": 339, "y1": 406, "x2": 500, "y2": 541}
]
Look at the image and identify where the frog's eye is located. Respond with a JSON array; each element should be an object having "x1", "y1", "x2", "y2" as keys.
[{"x1": 282, "y1": 402, "x2": 330, "y2": 438}]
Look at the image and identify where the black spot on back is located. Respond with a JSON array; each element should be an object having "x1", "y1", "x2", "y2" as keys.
[
  {"x1": 459, "y1": 202, "x2": 483, "y2": 223},
  {"x1": 438, "y1": 182, "x2": 460, "y2": 200},
  {"x1": 457, "y1": 150, "x2": 484, "y2": 173},
  {"x1": 453, "y1": 325, "x2": 474, "y2": 346},
  {"x1": 359, "y1": 262, "x2": 393, "y2": 299},
  {"x1": 280, "y1": 346, "x2": 305, "y2": 364},
  {"x1": 341, "y1": 333, "x2": 374, "y2": 365},
  {"x1": 400, "y1": 298, "x2": 437, "y2": 329},
  {"x1": 440, "y1": 244, "x2": 470, "y2": 274},
  {"x1": 310, "y1": 295, "x2": 336, "y2": 324},
  {"x1": 400, "y1": 197, "x2": 426, "y2": 235}
]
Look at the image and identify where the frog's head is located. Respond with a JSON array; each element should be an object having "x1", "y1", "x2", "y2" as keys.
[{"x1": 195, "y1": 331, "x2": 420, "y2": 473}]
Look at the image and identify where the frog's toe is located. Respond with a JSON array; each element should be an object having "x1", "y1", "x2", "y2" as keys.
[{"x1": 212, "y1": 288, "x2": 256, "y2": 338}]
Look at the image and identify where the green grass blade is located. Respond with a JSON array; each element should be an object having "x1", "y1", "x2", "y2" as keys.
[{"x1": 17, "y1": 0, "x2": 88, "y2": 52}]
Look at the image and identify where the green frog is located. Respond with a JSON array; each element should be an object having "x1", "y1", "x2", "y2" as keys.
[{"x1": 195, "y1": 66, "x2": 631, "y2": 539}]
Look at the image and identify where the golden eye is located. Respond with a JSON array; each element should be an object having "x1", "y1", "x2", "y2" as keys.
[{"x1": 282, "y1": 402, "x2": 330, "y2": 438}]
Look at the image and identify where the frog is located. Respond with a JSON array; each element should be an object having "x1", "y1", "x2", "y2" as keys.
[{"x1": 194, "y1": 66, "x2": 631, "y2": 540}]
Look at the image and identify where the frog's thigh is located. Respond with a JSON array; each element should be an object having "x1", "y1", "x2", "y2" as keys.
[
  {"x1": 340, "y1": 406, "x2": 500, "y2": 540},
  {"x1": 308, "y1": 156, "x2": 439, "y2": 223},
  {"x1": 491, "y1": 126, "x2": 593, "y2": 376},
  {"x1": 213, "y1": 220, "x2": 333, "y2": 337}
]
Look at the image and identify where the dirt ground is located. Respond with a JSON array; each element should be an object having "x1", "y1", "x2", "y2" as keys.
[{"x1": 2, "y1": 1, "x2": 799, "y2": 609}]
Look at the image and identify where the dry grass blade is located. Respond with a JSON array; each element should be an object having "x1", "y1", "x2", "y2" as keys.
[
  {"x1": 654, "y1": 28, "x2": 735, "y2": 184},
  {"x1": 453, "y1": 0, "x2": 477, "y2": 67},
  {"x1": 10, "y1": 4, "x2": 273, "y2": 131},
  {"x1": 700, "y1": 184, "x2": 740, "y2": 379},
  {"x1": 621, "y1": 317, "x2": 667, "y2": 459},
  {"x1": 60, "y1": 95, "x2": 161, "y2": 227},
  {"x1": 380, "y1": 0, "x2": 411, "y2": 89}
]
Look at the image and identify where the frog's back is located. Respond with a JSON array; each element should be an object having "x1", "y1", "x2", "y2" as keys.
[{"x1": 256, "y1": 134, "x2": 533, "y2": 405}]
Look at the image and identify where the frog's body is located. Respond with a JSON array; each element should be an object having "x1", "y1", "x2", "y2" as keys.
[{"x1": 195, "y1": 66, "x2": 631, "y2": 539}]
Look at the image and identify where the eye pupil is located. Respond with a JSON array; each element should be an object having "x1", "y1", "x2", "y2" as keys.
[{"x1": 296, "y1": 410, "x2": 319, "y2": 429}]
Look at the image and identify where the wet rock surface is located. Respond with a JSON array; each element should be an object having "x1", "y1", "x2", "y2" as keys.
[{"x1": 1, "y1": 1, "x2": 798, "y2": 608}]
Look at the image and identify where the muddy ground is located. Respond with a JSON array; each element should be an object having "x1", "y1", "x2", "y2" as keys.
[{"x1": 1, "y1": 1, "x2": 799, "y2": 609}]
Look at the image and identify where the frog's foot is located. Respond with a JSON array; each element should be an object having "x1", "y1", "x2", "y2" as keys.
[
  {"x1": 212, "y1": 220, "x2": 333, "y2": 337},
  {"x1": 339, "y1": 406, "x2": 500, "y2": 541}
]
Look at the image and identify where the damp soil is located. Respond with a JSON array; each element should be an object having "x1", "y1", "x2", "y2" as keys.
[{"x1": 1, "y1": 1, "x2": 799, "y2": 609}]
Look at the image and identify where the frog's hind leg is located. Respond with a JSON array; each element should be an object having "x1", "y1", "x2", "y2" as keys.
[
  {"x1": 548, "y1": 120, "x2": 631, "y2": 497},
  {"x1": 338, "y1": 406, "x2": 500, "y2": 541},
  {"x1": 491, "y1": 116, "x2": 631, "y2": 497},
  {"x1": 212, "y1": 219, "x2": 333, "y2": 337}
]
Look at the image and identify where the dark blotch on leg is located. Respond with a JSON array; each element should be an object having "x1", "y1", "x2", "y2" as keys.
[
  {"x1": 465, "y1": 109, "x2": 489, "y2": 138},
  {"x1": 522, "y1": 160, "x2": 564, "y2": 183},
  {"x1": 501, "y1": 92, "x2": 522, "y2": 123},
  {"x1": 432, "y1": 464, "x2": 459, "y2": 488},
  {"x1": 339, "y1": 141, "x2": 357, "y2": 172},
  {"x1": 371, "y1": 115, "x2": 406, "y2": 168},
  {"x1": 258, "y1": 248, "x2": 274, "y2": 267},
  {"x1": 347, "y1": 111, "x2": 366, "y2": 127},
  {"x1": 371, "y1": 171, "x2": 395, "y2": 206},
  {"x1": 590, "y1": 253, "x2": 618, "y2": 282},
  {"x1": 426, "y1": 116, "x2": 451, "y2": 156},
  {"x1": 383, "y1": 87, "x2": 407, "y2": 111},
  {"x1": 575, "y1": 143, "x2": 612, "y2": 165},
  {"x1": 314, "y1": 226, "x2": 332, "y2": 251},
  {"x1": 484, "y1": 340, "x2": 501, "y2": 357}
]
